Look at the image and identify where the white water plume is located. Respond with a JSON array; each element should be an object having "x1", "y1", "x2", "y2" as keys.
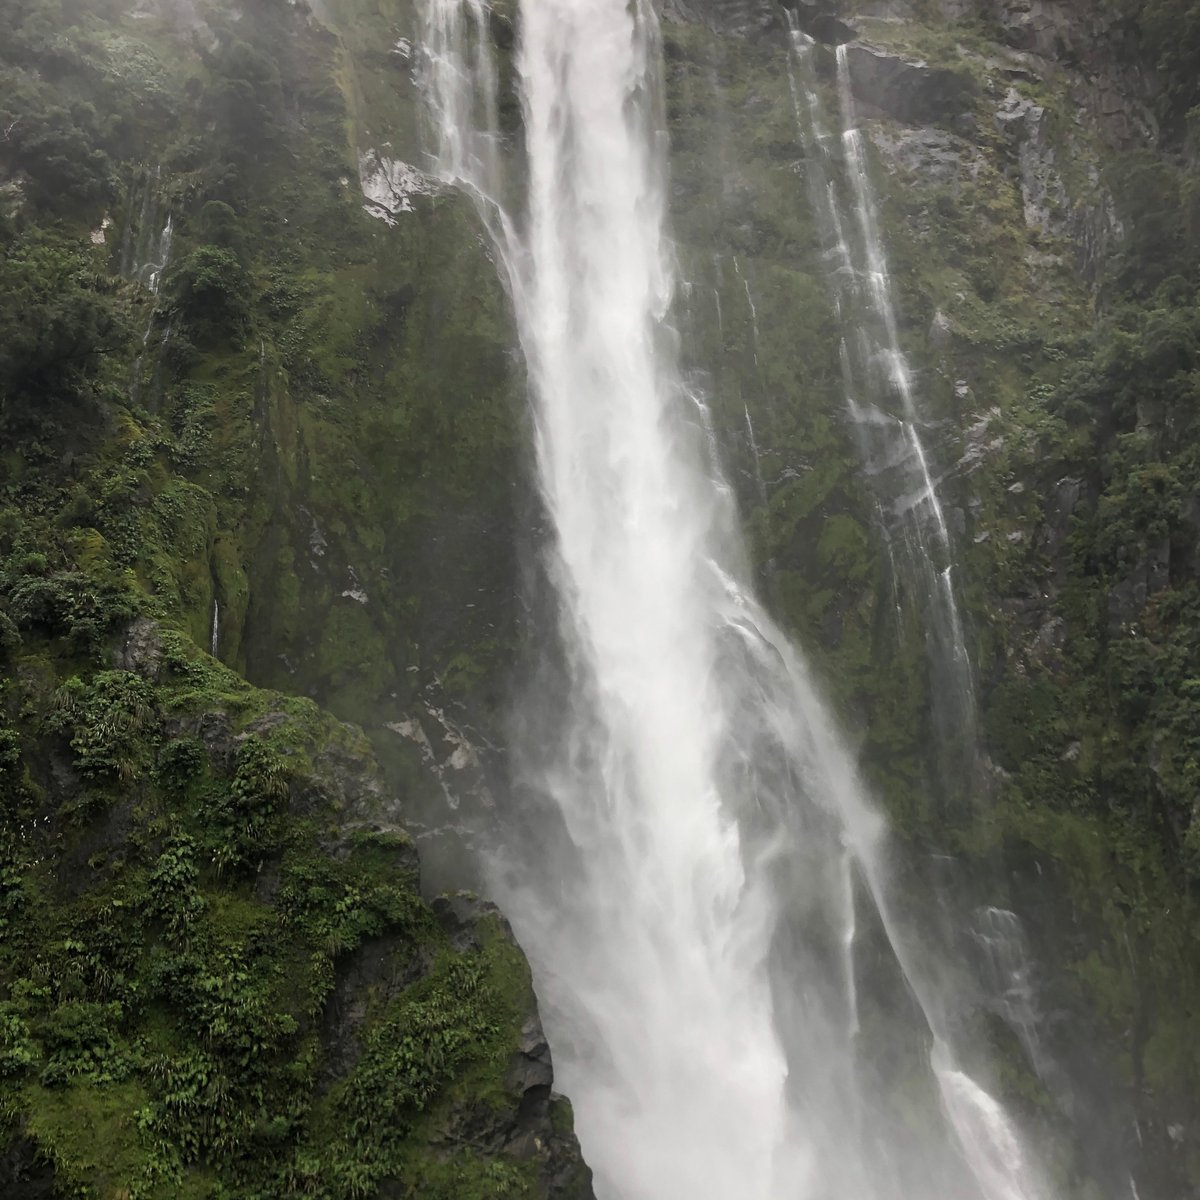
[{"x1": 422, "y1": 3, "x2": 1048, "y2": 1198}]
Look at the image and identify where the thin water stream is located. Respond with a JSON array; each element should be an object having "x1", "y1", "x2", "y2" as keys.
[{"x1": 786, "y1": 29, "x2": 977, "y2": 773}]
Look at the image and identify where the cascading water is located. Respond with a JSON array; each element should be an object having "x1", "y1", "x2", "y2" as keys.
[
  {"x1": 146, "y1": 213, "x2": 174, "y2": 295},
  {"x1": 126, "y1": 176, "x2": 175, "y2": 408},
  {"x1": 786, "y1": 29, "x2": 977, "y2": 779},
  {"x1": 423, "y1": 3, "x2": 1049, "y2": 1197}
]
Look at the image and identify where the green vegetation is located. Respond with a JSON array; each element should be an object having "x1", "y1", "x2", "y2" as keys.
[
  {"x1": 1, "y1": 0, "x2": 1199, "y2": 1193},
  {"x1": 661, "y1": 7, "x2": 1200, "y2": 1192},
  {"x1": 0, "y1": 0, "x2": 586, "y2": 1195}
]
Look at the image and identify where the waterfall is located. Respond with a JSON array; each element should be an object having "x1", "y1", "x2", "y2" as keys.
[
  {"x1": 971, "y1": 906, "x2": 1048, "y2": 1081},
  {"x1": 127, "y1": 182, "x2": 175, "y2": 408},
  {"x1": 423, "y1": 3, "x2": 1048, "y2": 1197},
  {"x1": 121, "y1": 166, "x2": 174, "y2": 292},
  {"x1": 146, "y1": 213, "x2": 174, "y2": 295},
  {"x1": 785, "y1": 29, "x2": 977, "y2": 777}
]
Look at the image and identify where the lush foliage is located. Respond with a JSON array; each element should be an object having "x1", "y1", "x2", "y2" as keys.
[{"x1": 0, "y1": 1, "x2": 579, "y2": 1196}]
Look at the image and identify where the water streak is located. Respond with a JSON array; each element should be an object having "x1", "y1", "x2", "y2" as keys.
[
  {"x1": 744, "y1": 404, "x2": 767, "y2": 502},
  {"x1": 786, "y1": 27, "x2": 977, "y2": 778}
]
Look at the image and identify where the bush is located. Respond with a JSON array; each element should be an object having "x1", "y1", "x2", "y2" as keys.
[
  {"x1": 0, "y1": 230, "x2": 130, "y2": 406},
  {"x1": 167, "y1": 245, "x2": 251, "y2": 342},
  {"x1": 46, "y1": 671, "x2": 158, "y2": 783},
  {"x1": 7, "y1": 569, "x2": 136, "y2": 652}
]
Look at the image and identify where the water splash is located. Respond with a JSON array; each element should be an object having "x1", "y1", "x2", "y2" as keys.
[
  {"x1": 933, "y1": 1043, "x2": 1049, "y2": 1200},
  {"x1": 423, "y1": 4, "x2": 1049, "y2": 1198}
]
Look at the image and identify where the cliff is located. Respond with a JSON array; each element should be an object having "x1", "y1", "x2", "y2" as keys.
[
  {"x1": 1, "y1": 0, "x2": 1199, "y2": 1195},
  {"x1": 0, "y1": 0, "x2": 588, "y2": 1195}
]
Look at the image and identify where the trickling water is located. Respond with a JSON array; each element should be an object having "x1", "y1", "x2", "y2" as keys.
[
  {"x1": 146, "y1": 213, "x2": 174, "y2": 295},
  {"x1": 733, "y1": 254, "x2": 761, "y2": 367},
  {"x1": 971, "y1": 907, "x2": 1049, "y2": 1081},
  {"x1": 424, "y1": 3, "x2": 1048, "y2": 1198},
  {"x1": 210, "y1": 600, "x2": 220, "y2": 659},
  {"x1": 127, "y1": 187, "x2": 175, "y2": 408},
  {"x1": 785, "y1": 28, "x2": 977, "y2": 779},
  {"x1": 122, "y1": 167, "x2": 174, "y2": 292},
  {"x1": 130, "y1": 313, "x2": 173, "y2": 409},
  {"x1": 120, "y1": 166, "x2": 159, "y2": 279},
  {"x1": 744, "y1": 404, "x2": 767, "y2": 502}
]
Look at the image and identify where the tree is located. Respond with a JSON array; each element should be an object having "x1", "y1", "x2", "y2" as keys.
[
  {"x1": 0, "y1": 229, "x2": 129, "y2": 409},
  {"x1": 166, "y1": 245, "x2": 251, "y2": 342}
]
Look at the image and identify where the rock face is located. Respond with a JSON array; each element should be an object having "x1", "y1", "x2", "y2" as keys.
[
  {"x1": 963, "y1": 0, "x2": 1158, "y2": 144},
  {"x1": 3, "y1": 0, "x2": 1199, "y2": 1196},
  {"x1": 843, "y1": 43, "x2": 979, "y2": 128},
  {"x1": 658, "y1": 1, "x2": 1200, "y2": 1196},
  {"x1": 0, "y1": 0, "x2": 594, "y2": 1187},
  {"x1": 661, "y1": 0, "x2": 779, "y2": 36},
  {"x1": 429, "y1": 895, "x2": 593, "y2": 1200}
]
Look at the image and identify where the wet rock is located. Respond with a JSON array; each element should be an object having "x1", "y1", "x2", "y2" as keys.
[
  {"x1": 0, "y1": 1136, "x2": 56, "y2": 1198},
  {"x1": 661, "y1": 0, "x2": 780, "y2": 37},
  {"x1": 1179, "y1": 495, "x2": 1200, "y2": 577},
  {"x1": 113, "y1": 617, "x2": 163, "y2": 678},
  {"x1": 965, "y1": 0, "x2": 1155, "y2": 144},
  {"x1": 358, "y1": 148, "x2": 437, "y2": 225},
  {"x1": 842, "y1": 43, "x2": 978, "y2": 128},
  {"x1": 789, "y1": 3, "x2": 856, "y2": 45},
  {"x1": 871, "y1": 124, "x2": 983, "y2": 183},
  {"x1": 509, "y1": 1013, "x2": 555, "y2": 1097},
  {"x1": 957, "y1": 407, "x2": 1005, "y2": 475},
  {"x1": 990, "y1": 83, "x2": 1122, "y2": 283},
  {"x1": 929, "y1": 309, "x2": 954, "y2": 348},
  {"x1": 424, "y1": 893, "x2": 596, "y2": 1199},
  {"x1": 1035, "y1": 615, "x2": 1067, "y2": 653},
  {"x1": 193, "y1": 710, "x2": 237, "y2": 774},
  {"x1": 320, "y1": 931, "x2": 430, "y2": 1085},
  {"x1": 995, "y1": 88, "x2": 1068, "y2": 237},
  {"x1": 432, "y1": 890, "x2": 507, "y2": 953},
  {"x1": 0, "y1": 178, "x2": 25, "y2": 223},
  {"x1": 1108, "y1": 539, "x2": 1171, "y2": 628},
  {"x1": 297, "y1": 737, "x2": 392, "y2": 819}
]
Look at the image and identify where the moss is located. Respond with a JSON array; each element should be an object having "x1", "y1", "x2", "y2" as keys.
[{"x1": 21, "y1": 1080, "x2": 151, "y2": 1196}]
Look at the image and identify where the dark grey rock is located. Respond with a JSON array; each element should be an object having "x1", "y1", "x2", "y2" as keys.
[
  {"x1": 843, "y1": 43, "x2": 979, "y2": 128},
  {"x1": 113, "y1": 617, "x2": 163, "y2": 678},
  {"x1": 0, "y1": 1136, "x2": 57, "y2": 1199},
  {"x1": 661, "y1": 0, "x2": 780, "y2": 38},
  {"x1": 1107, "y1": 538, "x2": 1171, "y2": 628}
]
